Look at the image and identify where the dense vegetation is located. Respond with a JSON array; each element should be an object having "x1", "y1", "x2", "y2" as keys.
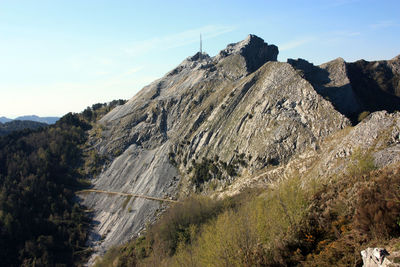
[
  {"x1": 81, "y1": 99, "x2": 126, "y2": 123},
  {"x1": 95, "y1": 150, "x2": 400, "y2": 267},
  {"x1": 0, "y1": 120, "x2": 48, "y2": 136},
  {"x1": 0, "y1": 114, "x2": 91, "y2": 266},
  {"x1": 0, "y1": 100, "x2": 126, "y2": 266}
]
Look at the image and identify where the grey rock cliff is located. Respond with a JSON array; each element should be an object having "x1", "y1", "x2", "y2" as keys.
[
  {"x1": 288, "y1": 55, "x2": 400, "y2": 123},
  {"x1": 83, "y1": 34, "x2": 285, "y2": 262},
  {"x1": 82, "y1": 35, "x2": 400, "y2": 264},
  {"x1": 219, "y1": 110, "x2": 400, "y2": 197},
  {"x1": 288, "y1": 57, "x2": 363, "y2": 119},
  {"x1": 215, "y1": 34, "x2": 278, "y2": 72}
]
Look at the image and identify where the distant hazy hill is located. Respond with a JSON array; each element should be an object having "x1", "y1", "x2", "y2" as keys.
[
  {"x1": 15, "y1": 115, "x2": 59, "y2": 124},
  {"x1": 0, "y1": 115, "x2": 59, "y2": 124},
  {"x1": 0, "y1": 116, "x2": 12, "y2": 123},
  {"x1": 0, "y1": 120, "x2": 48, "y2": 136}
]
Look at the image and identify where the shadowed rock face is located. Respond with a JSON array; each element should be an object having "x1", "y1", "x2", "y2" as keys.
[
  {"x1": 82, "y1": 35, "x2": 399, "y2": 264},
  {"x1": 287, "y1": 58, "x2": 362, "y2": 119},
  {"x1": 288, "y1": 55, "x2": 400, "y2": 124},
  {"x1": 216, "y1": 34, "x2": 278, "y2": 72},
  {"x1": 346, "y1": 56, "x2": 400, "y2": 114}
]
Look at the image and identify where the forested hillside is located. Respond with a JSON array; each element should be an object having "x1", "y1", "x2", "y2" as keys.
[
  {"x1": 0, "y1": 114, "x2": 91, "y2": 266},
  {"x1": 0, "y1": 100, "x2": 126, "y2": 266},
  {"x1": 0, "y1": 120, "x2": 48, "y2": 136}
]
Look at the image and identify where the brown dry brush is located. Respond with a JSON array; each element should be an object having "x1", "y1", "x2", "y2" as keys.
[
  {"x1": 353, "y1": 167, "x2": 400, "y2": 240},
  {"x1": 94, "y1": 164, "x2": 400, "y2": 267},
  {"x1": 299, "y1": 165, "x2": 400, "y2": 266}
]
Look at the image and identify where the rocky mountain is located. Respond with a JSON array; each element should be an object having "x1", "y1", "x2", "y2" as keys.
[
  {"x1": 288, "y1": 55, "x2": 400, "y2": 123},
  {"x1": 81, "y1": 34, "x2": 400, "y2": 263}
]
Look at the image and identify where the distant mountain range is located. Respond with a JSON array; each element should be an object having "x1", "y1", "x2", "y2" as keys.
[
  {"x1": 0, "y1": 115, "x2": 59, "y2": 124},
  {"x1": 0, "y1": 117, "x2": 12, "y2": 123}
]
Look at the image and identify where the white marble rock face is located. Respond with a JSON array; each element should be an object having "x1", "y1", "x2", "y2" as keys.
[{"x1": 81, "y1": 34, "x2": 400, "y2": 265}]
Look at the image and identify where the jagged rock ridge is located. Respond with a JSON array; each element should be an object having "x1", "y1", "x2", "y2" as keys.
[
  {"x1": 288, "y1": 55, "x2": 400, "y2": 123},
  {"x1": 82, "y1": 34, "x2": 400, "y2": 264}
]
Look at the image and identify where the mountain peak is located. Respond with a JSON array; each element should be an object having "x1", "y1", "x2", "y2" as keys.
[
  {"x1": 166, "y1": 52, "x2": 212, "y2": 77},
  {"x1": 391, "y1": 54, "x2": 400, "y2": 61},
  {"x1": 240, "y1": 34, "x2": 266, "y2": 46},
  {"x1": 215, "y1": 34, "x2": 279, "y2": 72},
  {"x1": 189, "y1": 52, "x2": 211, "y2": 62},
  {"x1": 166, "y1": 34, "x2": 278, "y2": 78},
  {"x1": 222, "y1": 34, "x2": 269, "y2": 54}
]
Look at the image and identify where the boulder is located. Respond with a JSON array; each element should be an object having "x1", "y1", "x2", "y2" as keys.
[{"x1": 361, "y1": 248, "x2": 400, "y2": 267}]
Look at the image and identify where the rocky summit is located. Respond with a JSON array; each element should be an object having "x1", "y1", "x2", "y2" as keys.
[{"x1": 81, "y1": 34, "x2": 400, "y2": 264}]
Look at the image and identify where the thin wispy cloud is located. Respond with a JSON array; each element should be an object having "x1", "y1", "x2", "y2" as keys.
[
  {"x1": 66, "y1": 56, "x2": 116, "y2": 73},
  {"x1": 318, "y1": 30, "x2": 362, "y2": 46},
  {"x1": 124, "y1": 25, "x2": 235, "y2": 56},
  {"x1": 370, "y1": 20, "x2": 398, "y2": 30},
  {"x1": 94, "y1": 71, "x2": 111, "y2": 76},
  {"x1": 332, "y1": 30, "x2": 361, "y2": 37},
  {"x1": 279, "y1": 37, "x2": 316, "y2": 51},
  {"x1": 122, "y1": 67, "x2": 143, "y2": 76},
  {"x1": 280, "y1": 30, "x2": 360, "y2": 53},
  {"x1": 94, "y1": 66, "x2": 145, "y2": 82},
  {"x1": 96, "y1": 58, "x2": 114, "y2": 66},
  {"x1": 321, "y1": 0, "x2": 361, "y2": 9}
]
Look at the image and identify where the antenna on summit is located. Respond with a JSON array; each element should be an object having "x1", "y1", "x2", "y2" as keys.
[{"x1": 199, "y1": 34, "x2": 202, "y2": 61}]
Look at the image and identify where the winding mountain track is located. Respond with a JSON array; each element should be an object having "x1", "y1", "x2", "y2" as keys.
[{"x1": 77, "y1": 189, "x2": 178, "y2": 203}]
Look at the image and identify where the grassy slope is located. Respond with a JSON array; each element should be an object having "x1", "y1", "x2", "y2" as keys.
[{"x1": 95, "y1": 149, "x2": 400, "y2": 267}]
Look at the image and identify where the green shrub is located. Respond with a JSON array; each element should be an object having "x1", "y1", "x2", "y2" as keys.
[
  {"x1": 94, "y1": 244, "x2": 137, "y2": 267},
  {"x1": 95, "y1": 164, "x2": 400, "y2": 267},
  {"x1": 191, "y1": 210, "x2": 259, "y2": 267},
  {"x1": 191, "y1": 158, "x2": 224, "y2": 185},
  {"x1": 147, "y1": 195, "x2": 225, "y2": 256},
  {"x1": 225, "y1": 163, "x2": 237, "y2": 176},
  {"x1": 170, "y1": 176, "x2": 310, "y2": 266},
  {"x1": 357, "y1": 111, "x2": 370, "y2": 122},
  {"x1": 122, "y1": 196, "x2": 132, "y2": 210},
  {"x1": 84, "y1": 149, "x2": 105, "y2": 176},
  {"x1": 347, "y1": 148, "x2": 376, "y2": 177}
]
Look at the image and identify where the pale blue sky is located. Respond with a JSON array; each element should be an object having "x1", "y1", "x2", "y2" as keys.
[{"x1": 0, "y1": 0, "x2": 399, "y2": 118}]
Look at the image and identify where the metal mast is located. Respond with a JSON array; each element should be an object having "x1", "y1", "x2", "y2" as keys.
[{"x1": 200, "y1": 34, "x2": 202, "y2": 61}]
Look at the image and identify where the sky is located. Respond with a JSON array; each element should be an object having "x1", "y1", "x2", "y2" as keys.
[{"x1": 0, "y1": 0, "x2": 399, "y2": 118}]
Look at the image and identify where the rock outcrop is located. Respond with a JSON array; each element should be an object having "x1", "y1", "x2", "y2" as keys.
[
  {"x1": 288, "y1": 55, "x2": 400, "y2": 123},
  {"x1": 361, "y1": 248, "x2": 400, "y2": 267},
  {"x1": 215, "y1": 34, "x2": 278, "y2": 72},
  {"x1": 346, "y1": 56, "x2": 400, "y2": 116},
  {"x1": 82, "y1": 35, "x2": 400, "y2": 264},
  {"x1": 219, "y1": 110, "x2": 400, "y2": 197},
  {"x1": 288, "y1": 57, "x2": 362, "y2": 118}
]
